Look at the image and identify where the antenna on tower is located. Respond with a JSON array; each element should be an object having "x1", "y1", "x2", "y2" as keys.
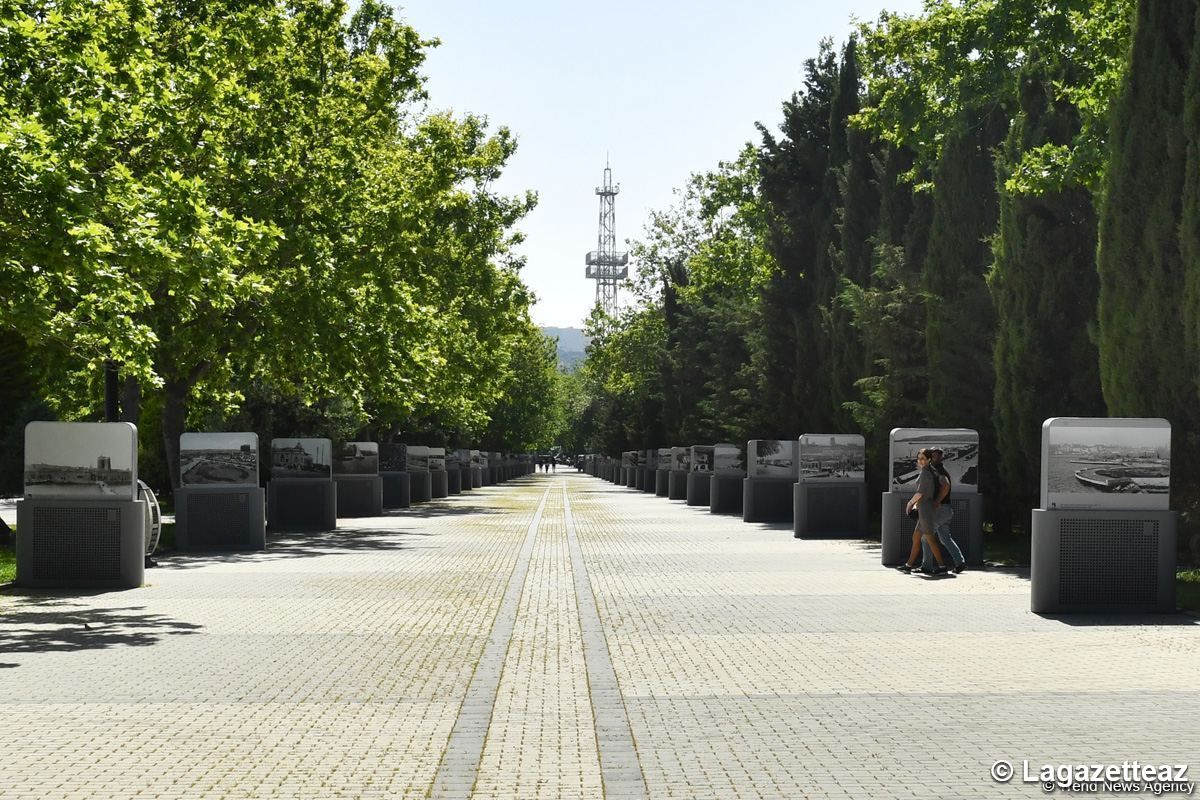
[{"x1": 584, "y1": 160, "x2": 628, "y2": 315}]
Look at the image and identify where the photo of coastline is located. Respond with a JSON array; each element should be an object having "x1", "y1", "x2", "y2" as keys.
[
  {"x1": 271, "y1": 438, "x2": 332, "y2": 480},
  {"x1": 1043, "y1": 419, "x2": 1170, "y2": 510},
  {"x1": 428, "y1": 448, "x2": 446, "y2": 471},
  {"x1": 24, "y1": 421, "x2": 137, "y2": 499},
  {"x1": 713, "y1": 444, "x2": 743, "y2": 476},
  {"x1": 407, "y1": 446, "x2": 430, "y2": 472},
  {"x1": 379, "y1": 443, "x2": 407, "y2": 472},
  {"x1": 889, "y1": 428, "x2": 978, "y2": 492},
  {"x1": 180, "y1": 432, "x2": 258, "y2": 486},
  {"x1": 799, "y1": 434, "x2": 865, "y2": 482},
  {"x1": 333, "y1": 442, "x2": 379, "y2": 476},
  {"x1": 749, "y1": 439, "x2": 796, "y2": 479}
]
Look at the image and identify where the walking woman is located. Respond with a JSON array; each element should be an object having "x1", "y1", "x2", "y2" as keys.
[{"x1": 898, "y1": 448, "x2": 950, "y2": 575}]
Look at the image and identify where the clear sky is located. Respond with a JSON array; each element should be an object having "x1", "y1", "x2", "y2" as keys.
[{"x1": 394, "y1": 0, "x2": 926, "y2": 328}]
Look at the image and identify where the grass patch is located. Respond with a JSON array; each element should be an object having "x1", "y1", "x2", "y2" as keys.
[
  {"x1": 1178, "y1": 569, "x2": 1200, "y2": 614},
  {"x1": 984, "y1": 531, "x2": 1031, "y2": 567},
  {"x1": 0, "y1": 545, "x2": 13, "y2": 584}
]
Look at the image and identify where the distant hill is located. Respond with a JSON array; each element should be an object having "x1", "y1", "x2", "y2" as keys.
[{"x1": 541, "y1": 327, "x2": 589, "y2": 369}]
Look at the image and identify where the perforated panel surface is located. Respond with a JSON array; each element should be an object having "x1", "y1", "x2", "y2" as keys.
[
  {"x1": 30, "y1": 506, "x2": 121, "y2": 581},
  {"x1": 187, "y1": 491, "x2": 251, "y2": 548},
  {"x1": 806, "y1": 486, "x2": 860, "y2": 532},
  {"x1": 1059, "y1": 518, "x2": 1159, "y2": 607},
  {"x1": 275, "y1": 482, "x2": 330, "y2": 528},
  {"x1": 338, "y1": 478, "x2": 376, "y2": 516}
]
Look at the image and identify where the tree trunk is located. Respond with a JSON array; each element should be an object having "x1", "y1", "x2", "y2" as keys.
[{"x1": 162, "y1": 384, "x2": 188, "y2": 490}]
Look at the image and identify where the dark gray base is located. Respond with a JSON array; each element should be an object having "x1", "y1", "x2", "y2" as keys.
[
  {"x1": 447, "y1": 468, "x2": 462, "y2": 494},
  {"x1": 1031, "y1": 509, "x2": 1177, "y2": 614},
  {"x1": 743, "y1": 479, "x2": 793, "y2": 523},
  {"x1": 686, "y1": 472, "x2": 711, "y2": 506},
  {"x1": 457, "y1": 468, "x2": 471, "y2": 492},
  {"x1": 16, "y1": 498, "x2": 146, "y2": 589},
  {"x1": 627, "y1": 468, "x2": 637, "y2": 489},
  {"x1": 381, "y1": 472, "x2": 411, "y2": 509},
  {"x1": 620, "y1": 467, "x2": 628, "y2": 485},
  {"x1": 794, "y1": 482, "x2": 866, "y2": 538},
  {"x1": 655, "y1": 469, "x2": 670, "y2": 497},
  {"x1": 880, "y1": 491, "x2": 983, "y2": 567},
  {"x1": 334, "y1": 475, "x2": 383, "y2": 517},
  {"x1": 411, "y1": 471, "x2": 433, "y2": 503},
  {"x1": 269, "y1": 479, "x2": 337, "y2": 531},
  {"x1": 710, "y1": 475, "x2": 744, "y2": 514},
  {"x1": 431, "y1": 470, "x2": 449, "y2": 499},
  {"x1": 176, "y1": 486, "x2": 266, "y2": 551},
  {"x1": 641, "y1": 468, "x2": 656, "y2": 493},
  {"x1": 471, "y1": 468, "x2": 483, "y2": 489},
  {"x1": 668, "y1": 470, "x2": 688, "y2": 500},
  {"x1": 488, "y1": 466, "x2": 499, "y2": 485}
]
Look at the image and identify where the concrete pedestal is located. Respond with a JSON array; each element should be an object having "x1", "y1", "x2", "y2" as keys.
[
  {"x1": 410, "y1": 471, "x2": 433, "y2": 503},
  {"x1": 793, "y1": 482, "x2": 866, "y2": 539},
  {"x1": 641, "y1": 468, "x2": 656, "y2": 494},
  {"x1": 743, "y1": 478, "x2": 793, "y2": 523},
  {"x1": 1031, "y1": 509, "x2": 1177, "y2": 614},
  {"x1": 447, "y1": 468, "x2": 462, "y2": 494},
  {"x1": 686, "y1": 472, "x2": 711, "y2": 506},
  {"x1": 633, "y1": 468, "x2": 644, "y2": 490},
  {"x1": 176, "y1": 485, "x2": 266, "y2": 551},
  {"x1": 16, "y1": 497, "x2": 146, "y2": 589},
  {"x1": 710, "y1": 475, "x2": 744, "y2": 514},
  {"x1": 668, "y1": 470, "x2": 688, "y2": 500},
  {"x1": 471, "y1": 468, "x2": 483, "y2": 489},
  {"x1": 268, "y1": 479, "x2": 337, "y2": 531},
  {"x1": 431, "y1": 470, "x2": 449, "y2": 499},
  {"x1": 655, "y1": 469, "x2": 670, "y2": 497},
  {"x1": 334, "y1": 475, "x2": 383, "y2": 517},
  {"x1": 880, "y1": 491, "x2": 983, "y2": 567},
  {"x1": 488, "y1": 466, "x2": 499, "y2": 485},
  {"x1": 381, "y1": 472, "x2": 411, "y2": 509}
]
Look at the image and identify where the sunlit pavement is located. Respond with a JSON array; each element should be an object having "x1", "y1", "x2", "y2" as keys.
[{"x1": 1, "y1": 472, "x2": 1197, "y2": 799}]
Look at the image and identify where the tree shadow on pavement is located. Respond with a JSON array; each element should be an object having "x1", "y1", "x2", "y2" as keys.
[
  {"x1": 1039, "y1": 612, "x2": 1199, "y2": 626},
  {"x1": 0, "y1": 598, "x2": 202, "y2": 655},
  {"x1": 158, "y1": 526, "x2": 434, "y2": 570}
]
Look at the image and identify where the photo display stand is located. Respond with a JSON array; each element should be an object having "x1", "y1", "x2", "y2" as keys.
[
  {"x1": 333, "y1": 442, "x2": 383, "y2": 517},
  {"x1": 455, "y1": 449, "x2": 471, "y2": 493},
  {"x1": 794, "y1": 434, "x2": 867, "y2": 539},
  {"x1": 470, "y1": 450, "x2": 484, "y2": 489},
  {"x1": 623, "y1": 452, "x2": 636, "y2": 488},
  {"x1": 406, "y1": 446, "x2": 433, "y2": 503},
  {"x1": 655, "y1": 448, "x2": 672, "y2": 497},
  {"x1": 429, "y1": 448, "x2": 449, "y2": 498},
  {"x1": 687, "y1": 445, "x2": 713, "y2": 506},
  {"x1": 640, "y1": 449, "x2": 657, "y2": 494},
  {"x1": 488, "y1": 451, "x2": 500, "y2": 485},
  {"x1": 881, "y1": 428, "x2": 983, "y2": 566},
  {"x1": 743, "y1": 440, "x2": 797, "y2": 524},
  {"x1": 709, "y1": 444, "x2": 745, "y2": 515},
  {"x1": 176, "y1": 432, "x2": 265, "y2": 551},
  {"x1": 379, "y1": 443, "x2": 411, "y2": 509},
  {"x1": 268, "y1": 438, "x2": 337, "y2": 531},
  {"x1": 17, "y1": 422, "x2": 145, "y2": 589},
  {"x1": 1031, "y1": 418, "x2": 1176, "y2": 614},
  {"x1": 446, "y1": 452, "x2": 463, "y2": 494},
  {"x1": 668, "y1": 447, "x2": 690, "y2": 501}
]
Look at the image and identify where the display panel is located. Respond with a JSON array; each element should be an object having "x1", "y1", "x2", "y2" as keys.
[
  {"x1": 180, "y1": 432, "x2": 258, "y2": 486},
  {"x1": 379, "y1": 443, "x2": 407, "y2": 472},
  {"x1": 672, "y1": 447, "x2": 690, "y2": 472},
  {"x1": 798, "y1": 433, "x2": 865, "y2": 483},
  {"x1": 333, "y1": 442, "x2": 379, "y2": 476},
  {"x1": 1041, "y1": 418, "x2": 1170, "y2": 510},
  {"x1": 428, "y1": 447, "x2": 446, "y2": 471},
  {"x1": 888, "y1": 428, "x2": 979, "y2": 493},
  {"x1": 713, "y1": 443, "x2": 742, "y2": 476},
  {"x1": 690, "y1": 445, "x2": 713, "y2": 473},
  {"x1": 657, "y1": 448, "x2": 673, "y2": 469},
  {"x1": 271, "y1": 438, "x2": 332, "y2": 480},
  {"x1": 407, "y1": 446, "x2": 430, "y2": 472},
  {"x1": 24, "y1": 422, "x2": 138, "y2": 499},
  {"x1": 748, "y1": 439, "x2": 797, "y2": 479}
]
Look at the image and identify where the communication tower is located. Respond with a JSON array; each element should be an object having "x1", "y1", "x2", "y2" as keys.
[{"x1": 585, "y1": 161, "x2": 628, "y2": 315}]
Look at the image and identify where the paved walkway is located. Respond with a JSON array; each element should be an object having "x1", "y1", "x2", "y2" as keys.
[{"x1": 1, "y1": 473, "x2": 1197, "y2": 799}]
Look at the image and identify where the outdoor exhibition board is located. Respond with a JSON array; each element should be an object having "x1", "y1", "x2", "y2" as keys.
[
  {"x1": 176, "y1": 432, "x2": 266, "y2": 551},
  {"x1": 623, "y1": 451, "x2": 637, "y2": 487},
  {"x1": 379, "y1": 443, "x2": 410, "y2": 509},
  {"x1": 655, "y1": 447, "x2": 672, "y2": 496},
  {"x1": 407, "y1": 446, "x2": 433, "y2": 503},
  {"x1": 429, "y1": 448, "x2": 449, "y2": 498},
  {"x1": 744, "y1": 440, "x2": 797, "y2": 523},
  {"x1": 881, "y1": 428, "x2": 983, "y2": 567},
  {"x1": 709, "y1": 443, "x2": 744, "y2": 515},
  {"x1": 445, "y1": 450, "x2": 463, "y2": 494},
  {"x1": 269, "y1": 437, "x2": 336, "y2": 531},
  {"x1": 640, "y1": 449, "x2": 657, "y2": 493},
  {"x1": 1031, "y1": 418, "x2": 1175, "y2": 613},
  {"x1": 793, "y1": 433, "x2": 867, "y2": 538},
  {"x1": 686, "y1": 445, "x2": 713, "y2": 506},
  {"x1": 333, "y1": 442, "x2": 383, "y2": 517},
  {"x1": 668, "y1": 447, "x2": 690, "y2": 500},
  {"x1": 17, "y1": 422, "x2": 146, "y2": 588}
]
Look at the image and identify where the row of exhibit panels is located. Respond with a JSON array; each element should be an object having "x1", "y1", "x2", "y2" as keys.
[
  {"x1": 21, "y1": 424, "x2": 520, "y2": 497},
  {"x1": 604, "y1": 418, "x2": 1172, "y2": 511}
]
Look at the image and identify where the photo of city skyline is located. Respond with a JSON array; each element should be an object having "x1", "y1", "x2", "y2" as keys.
[
  {"x1": 799, "y1": 434, "x2": 865, "y2": 482},
  {"x1": 889, "y1": 428, "x2": 979, "y2": 492},
  {"x1": 1043, "y1": 419, "x2": 1171, "y2": 510},
  {"x1": 180, "y1": 432, "x2": 258, "y2": 486},
  {"x1": 23, "y1": 421, "x2": 137, "y2": 499}
]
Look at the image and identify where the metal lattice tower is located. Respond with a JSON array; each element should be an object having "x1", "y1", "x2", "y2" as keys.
[{"x1": 584, "y1": 161, "x2": 628, "y2": 315}]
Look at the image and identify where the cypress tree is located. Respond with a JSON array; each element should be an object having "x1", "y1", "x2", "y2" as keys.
[
  {"x1": 988, "y1": 65, "x2": 1105, "y2": 505},
  {"x1": 1096, "y1": 0, "x2": 1197, "y2": 428},
  {"x1": 1181, "y1": 2, "x2": 1200, "y2": 418}
]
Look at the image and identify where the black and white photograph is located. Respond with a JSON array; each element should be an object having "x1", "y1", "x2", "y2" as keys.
[
  {"x1": 624, "y1": 451, "x2": 637, "y2": 468},
  {"x1": 379, "y1": 443, "x2": 407, "y2": 472},
  {"x1": 798, "y1": 434, "x2": 865, "y2": 482},
  {"x1": 1043, "y1": 418, "x2": 1171, "y2": 510},
  {"x1": 471, "y1": 450, "x2": 482, "y2": 467},
  {"x1": 658, "y1": 448, "x2": 673, "y2": 469},
  {"x1": 889, "y1": 428, "x2": 979, "y2": 492},
  {"x1": 672, "y1": 447, "x2": 690, "y2": 472},
  {"x1": 749, "y1": 439, "x2": 796, "y2": 479},
  {"x1": 428, "y1": 448, "x2": 446, "y2": 471},
  {"x1": 24, "y1": 421, "x2": 137, "y2": 499},
  {"x1": 270, "y1": 438, "x2": 332, "y2": 480},
  {"x1": 714, "y1": 444, "x2": 743, "y2": 475},
  {"x1": 180, "y1": 432, "x2": 258, "y2": 486},
  {"x1": 333, "y1": 442, "x2": 379, "y2": 476},
  {"x1": 689, "y1": 446, "x2": 713, "y2": 472},
  {"x1": 407, "y1": 446, "x2": 430, "y2": 472}
]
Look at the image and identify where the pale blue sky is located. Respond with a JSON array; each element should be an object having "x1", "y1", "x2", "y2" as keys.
[{"x1": 394, "y1": 0, "x2": 926, "y2": 328}]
